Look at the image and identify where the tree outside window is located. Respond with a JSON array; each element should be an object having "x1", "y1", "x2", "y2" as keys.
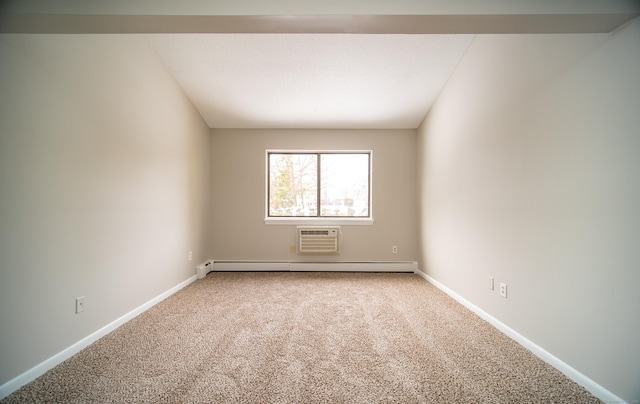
[{"x1": 268, "y1": 151, "x2": 370, "y2": 218}]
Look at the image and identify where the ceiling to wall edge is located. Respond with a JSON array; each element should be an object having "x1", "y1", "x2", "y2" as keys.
[
  {"x1": 1, "y1": 13, "x2": 638, "y2": 34},
  {"x1": 2, "y1": 12, "x2": 637, "y2": 130}
]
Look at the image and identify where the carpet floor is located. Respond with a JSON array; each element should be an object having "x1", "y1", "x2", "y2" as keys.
[{"x1": 2, "y1": 272, "x2": 600, "y2": 403}]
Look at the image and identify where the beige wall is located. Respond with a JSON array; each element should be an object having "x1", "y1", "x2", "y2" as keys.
[
  {"x1": 210, "y1": 129, "x2": 418, "y2": 262},
  {"x1": 417, "y1": 19, "x2": 640, "y2": 401},
  {"x1": 0, "y1": 35, "x2": 210, "y2": 385}
]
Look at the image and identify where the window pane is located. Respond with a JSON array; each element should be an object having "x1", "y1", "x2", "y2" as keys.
[
  {"x1": 269, "y1": 154, "x2": 318, "y2": 217},
  {"x1": 320, "y1": 154, "x2": 369, "y2": 217}
]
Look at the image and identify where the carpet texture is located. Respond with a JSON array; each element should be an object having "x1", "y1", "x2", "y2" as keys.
[{"x1": 3, "y1": 272, "x2": 600, "y2": 403}]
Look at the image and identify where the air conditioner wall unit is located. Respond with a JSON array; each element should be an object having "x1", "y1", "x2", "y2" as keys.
[{"x1": 297, "y1": 226, "x2": 341, "y2": 254}]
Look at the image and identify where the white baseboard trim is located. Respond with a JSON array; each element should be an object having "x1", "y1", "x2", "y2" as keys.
[
  {"x1": 0, "y1": 275, "x2": 198, "y2": 400},
  {"x1": 211, "y1": 260, "x2": 418, "y2": 273},
  {"x1": 414, "y1": 269, "x2": 624, "y2": 404}
]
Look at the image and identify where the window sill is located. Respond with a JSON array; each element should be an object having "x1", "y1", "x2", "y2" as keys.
[{"x1": 264, "y1": 217, "x2": 374, "y2": 226}]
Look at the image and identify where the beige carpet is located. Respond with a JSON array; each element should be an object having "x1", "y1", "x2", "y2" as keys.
[{"x1": 3, "y1": 272, "x2": 599, "y2": 403}]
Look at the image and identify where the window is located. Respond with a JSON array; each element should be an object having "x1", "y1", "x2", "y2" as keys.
[{"x1": 267, "y1": 151, "x2": 371, "y2": 220}]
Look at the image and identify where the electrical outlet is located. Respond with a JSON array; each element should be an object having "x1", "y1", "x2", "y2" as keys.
[
  {"x1": 499, "y1": 283, "x2": 507, "y2": 298},
  {"x1": 188, "y1": 251, "x2": 193, "y2": 261},
  {"x1": 488, "y1": 276, "x2": 494, "y2": 290},
  {"x1": 76, "y1": 296, "x2": 85, "y2": 314},
  {"x1": 392, "y1": 246, "x2": 398, "y2": 254}
]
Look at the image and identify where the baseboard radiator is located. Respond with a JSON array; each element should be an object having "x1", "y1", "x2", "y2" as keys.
[
  {"x1": 196, "y1": 260, "x2": 214, "y2": 279},
  {"x1": 206, "y1": 261, "x2": 418, "y2": 273}
]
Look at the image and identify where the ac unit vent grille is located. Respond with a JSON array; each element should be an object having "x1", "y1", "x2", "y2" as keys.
[
  {"x1": 297, "y1": 226, "x2": 340, "y2": 254},
  {"x1": 300, "y1": 230, "x2": 330, "y2": 236}
]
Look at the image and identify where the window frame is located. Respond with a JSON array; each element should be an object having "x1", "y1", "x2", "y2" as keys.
[{"x1": 265, "y1": 150, "x2": 373, "y2": 226}]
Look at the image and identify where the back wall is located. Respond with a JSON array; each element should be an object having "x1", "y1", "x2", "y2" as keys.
[{"x1": 210, "y1": 129, "x2": 418, "y2": 262}]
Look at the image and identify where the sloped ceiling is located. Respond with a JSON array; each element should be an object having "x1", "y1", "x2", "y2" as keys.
[{"x1": 146, "y1": 34, "x2": 474, "y2": 129}]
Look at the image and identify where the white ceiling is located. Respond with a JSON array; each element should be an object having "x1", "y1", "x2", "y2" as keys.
[{"x1": 146, "y1": 34, "x2": 474, "y2": 129}]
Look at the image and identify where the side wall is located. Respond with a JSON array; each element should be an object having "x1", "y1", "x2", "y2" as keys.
[
  {"x1": 210, "y1": 129, "x2": 418, "y2": 262},
  {"x1": 0, "y1": 35, "x2": 210, "y2": 386},
  {"x1": 417, "y1": 20, "x2": 640, "y2": 401}
]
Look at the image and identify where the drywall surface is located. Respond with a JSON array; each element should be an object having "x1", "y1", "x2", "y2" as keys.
[
  {"x1": 0, "y1": 35, "x2": 210, "y2": 386},
  {"x1": 417, "y1": 20, "x2": 640, "y2": 401},
  {"x1": 210, "y1": 129, "x2": 418, "y2": 262}
]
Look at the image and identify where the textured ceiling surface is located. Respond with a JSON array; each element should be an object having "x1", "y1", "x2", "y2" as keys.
[{"x1": 146, "y1": 34, "x2": 475, "y2": 129}]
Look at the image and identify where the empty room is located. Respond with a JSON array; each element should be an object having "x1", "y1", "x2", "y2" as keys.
[{"x1": 1, "y1": 1, "x2": 639, "y2": 403}]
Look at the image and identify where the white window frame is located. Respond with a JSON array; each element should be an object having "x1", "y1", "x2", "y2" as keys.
[{"x1": 265, "y1": 150, "x2": 374, "y2": 226}]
